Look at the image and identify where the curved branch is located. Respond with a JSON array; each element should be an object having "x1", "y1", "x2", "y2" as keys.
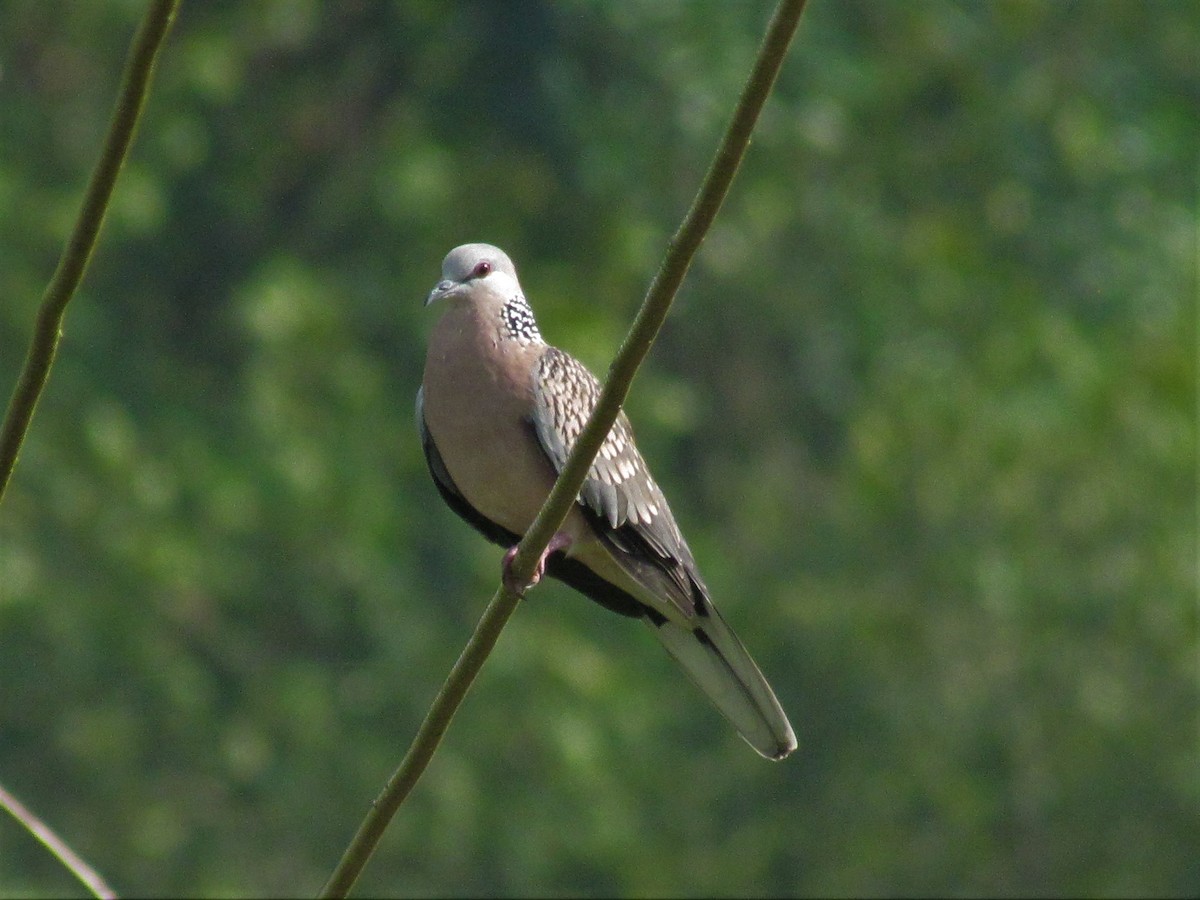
[
  {"x1": 320, "y1": 0, "x2": 808, "y2": 895},
  {"x1": 0, "y1": 0, "x2": 180, "y2": 503}
]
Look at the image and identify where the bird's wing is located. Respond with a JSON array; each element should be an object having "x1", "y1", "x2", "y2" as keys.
[
  {"x1": 530, "y1": 347, "x2": 701, "y2": 618},
  {"x1": 529, "y1": 349, "x2": 797, "y2": 759}
]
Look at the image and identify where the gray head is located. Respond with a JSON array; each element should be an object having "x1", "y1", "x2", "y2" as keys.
[{"x1": 426, "y1": 243, "x2": 521, "y2": 307}]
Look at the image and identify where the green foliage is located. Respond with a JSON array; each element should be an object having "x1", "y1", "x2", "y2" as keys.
[{"x1": 1, "y1": 1, "x2": 1195, "y2": 896}]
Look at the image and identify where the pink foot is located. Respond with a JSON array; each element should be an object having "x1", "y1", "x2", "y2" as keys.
[{"x1": 503, "y1": 531, "x2": 573, "y2": 593}]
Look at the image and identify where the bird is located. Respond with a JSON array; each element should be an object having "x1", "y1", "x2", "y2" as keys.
[{"x1": 417, "y1": 243, "x2": 796, "y2": 760}]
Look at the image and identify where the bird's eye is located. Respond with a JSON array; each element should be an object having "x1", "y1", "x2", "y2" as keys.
[{"x1": 472, "y1": 261, "x2": 492, "y2": 278}]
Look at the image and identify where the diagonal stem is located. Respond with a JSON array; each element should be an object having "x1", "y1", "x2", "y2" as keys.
[
  {"x1": 319, "y1": 0, "x2": 808, "y2": 895},
  {"x1": 512, "y1": 0, "x2": 808, "y2": 579},
  {"x1": 0, "y1": 780, "x2": 118, "y2": 899},
  {"x1": 0, "y1": 0, "x2": 180, "y2": 504}
]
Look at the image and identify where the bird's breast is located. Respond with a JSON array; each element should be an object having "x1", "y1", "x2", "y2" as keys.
[{"x1": 422, "y1": 313, "x2": 570, "y2": 539}]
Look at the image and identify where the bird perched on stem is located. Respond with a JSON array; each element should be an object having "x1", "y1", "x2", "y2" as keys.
[{"x1": 417, "y1": 243, "x2": 796, "y2": 760}]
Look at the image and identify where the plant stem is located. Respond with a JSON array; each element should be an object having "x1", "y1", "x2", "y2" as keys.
[
  {"x1": 0, "y1": 0, "x2": 180, "y2": 504},
  {"x1": 319, "y1": 0, "x2": 808, "y2": 895},
  {"x1": 0, "y1": 780, "x2": 118, "y2": 899}
]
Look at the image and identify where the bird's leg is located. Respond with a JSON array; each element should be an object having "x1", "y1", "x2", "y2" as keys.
[{"x1": 502, "y1": 531, "x2": 573, "y2": 593}]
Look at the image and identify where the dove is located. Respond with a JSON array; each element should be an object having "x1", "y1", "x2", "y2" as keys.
[{"x1": 417, "y1": 243, "x2": 795, "y2": 759}]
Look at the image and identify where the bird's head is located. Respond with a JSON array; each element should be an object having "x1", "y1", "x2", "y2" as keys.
[{"x1": 426, "y1": 243, "x2": 521, "y2": 307}]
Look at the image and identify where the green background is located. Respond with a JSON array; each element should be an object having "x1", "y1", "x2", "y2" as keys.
[{"x1": 1, "y1": 1, "x2": 1195, "y2": 896}]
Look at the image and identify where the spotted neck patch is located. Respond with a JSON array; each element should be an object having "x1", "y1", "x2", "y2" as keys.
[{"x1": 500, "y1": 295, "x2": 543, "y2": 344}]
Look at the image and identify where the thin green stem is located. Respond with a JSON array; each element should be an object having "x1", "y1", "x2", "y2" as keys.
[
  {"x1": 0, "y1": 0, "x2": 180, "y2": 504},
  {"x1": 0, "y1": 780, "x2": 117, "y2": 899},
  {"x1": 318, "y1": 582, "x2": 519, "y2": 898},
  {"x1": 512, "y1": 0, "x2": 808, "y2": 579},
  {"x1": 319, "y1": 0, "x2": 808, "y2": 895}
]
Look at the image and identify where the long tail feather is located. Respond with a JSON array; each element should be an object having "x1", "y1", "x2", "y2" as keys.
[{"x1": 647, "y1": 606, "x2": 796, "y2": 760}]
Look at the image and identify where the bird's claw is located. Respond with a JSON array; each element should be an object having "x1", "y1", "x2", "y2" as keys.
[{"x1": 502, "y1": 532, "x2": 573, "y2": 594}]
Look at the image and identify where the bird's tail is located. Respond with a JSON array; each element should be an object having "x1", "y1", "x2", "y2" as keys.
[{"x1": 647, "y1": 603, "x2": 797, "y2": 760}]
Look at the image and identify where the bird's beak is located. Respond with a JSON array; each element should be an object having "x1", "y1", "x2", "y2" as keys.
[{"x1": 425, "y1": 279, "x2": 454, "y2": 307}]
